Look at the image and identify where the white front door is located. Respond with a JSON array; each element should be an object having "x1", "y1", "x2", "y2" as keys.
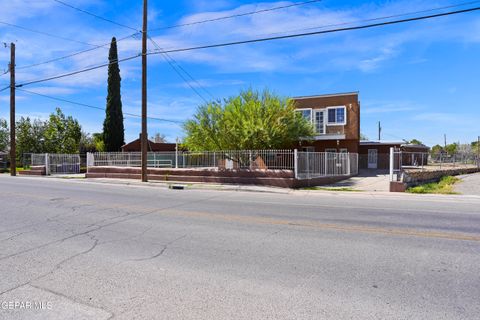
[{"x1": 368, "y1": 149, "x2": 378, "y2": 169}]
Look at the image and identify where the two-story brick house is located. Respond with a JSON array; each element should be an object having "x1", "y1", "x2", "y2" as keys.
[{"x1": 293, "y1": 92, "x2": 360, "y2": 153}]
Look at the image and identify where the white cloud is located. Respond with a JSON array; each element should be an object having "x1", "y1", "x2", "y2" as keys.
[{"x1": 363, "y1": 101, "x2": 418, "y2": 114}]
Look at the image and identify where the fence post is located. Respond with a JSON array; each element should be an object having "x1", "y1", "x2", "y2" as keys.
[
  {"x1": 389, "y1": 147, "x2": 394, "y2": 182},
  {"x1": 45, "y1": 153, "x2": 50, "y2": 176},
  {"x1": 213, "y1": 152, "x2": 216, "y2": 168},
  {"x1": 294, "y1": 149, "x2": 298, "y2": 179},
  {"x1": 324, "y1": 152, "x2": 327, "y2": 176},
  {"x1": 86, "y1": 153, "x2": 94, "y2": 173},
  {"x1": 175, "y1": 146, "x2": 179, "y2": 169},
  {"x1": 347, "y1": 153, "x2": 351, "y2": 176}
]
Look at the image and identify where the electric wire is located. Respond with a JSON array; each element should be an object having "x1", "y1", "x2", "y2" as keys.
[
  {"x1": 16, "y1": 87, "x2": 184, "y2": 124},
  {"x1": 16, "y1": 32, "x2": 140, "y2": 70},
  {"x1": 0, "y1": 20, "x2": 101, "y2": 47},
  {"x1": 150, "y1": 6, "x2": 480, "y2": 55},
  {"x1": 254, "y1": 0, "x2": 480, "y2": 37},
  {"x1": 52, "y1": 0, "x2": 140, "y2": 32},
  {"x1": 16, "y1": 54, "x2": 141, "y2": 88},
  {"x1": 15, "y1": 6, "x2": 480, "y2": 88},
  {"x1": 148, "y1": 36, "x2": 214, "y2": 103},
  {"x1": 150, "y1": 0, "x2": 323, "y2": 31}
]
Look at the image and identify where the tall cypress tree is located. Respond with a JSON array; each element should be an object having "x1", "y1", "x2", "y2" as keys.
[{"x1": 103, "y1": 37, "x2": 125, "y2": 151}]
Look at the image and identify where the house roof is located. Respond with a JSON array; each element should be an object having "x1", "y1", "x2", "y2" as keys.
[
  {"x1": 121, "y1": 138, "x2": 177, "y2": 152},
  {"x1": 292, "y1": 91, "x2": 359, "y2": 100},
  {"x1": 360, "y1": 140, "x2": 404, "y2": 146},
  {"x1": 360, "y1": 140, "x2": 429, "y2": 148}
]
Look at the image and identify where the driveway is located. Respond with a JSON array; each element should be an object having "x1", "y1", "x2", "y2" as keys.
[
  {"x1": 455, "y1": 172, "x2": 480, "y2": 195},
  {"x1": 324, "y1": 169, "x2": 390, "y2": 191}
]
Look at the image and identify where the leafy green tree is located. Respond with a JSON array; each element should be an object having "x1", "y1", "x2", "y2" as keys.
[
  {"x1": 445, "y1": 143, "x2": 458, "y2": 155},
  {"x1": 103, "y1": 37, "x2": 125, "y2": 151},
  {"x1": 472, "y1": 140, "x2": 479, "y2": 154},
  {"x1": 79, "y1": 132, "x2": 97, "y2": 153},
  {"x1": 15, "y1": 117, "x2": 47, "y2": 163},
  {"x1": 183, "y1": 89, "x2": 315, "y2": 151},
  {"x1": 0, "y1": 118, "x2": 9, "y2": 152},
  {"x1": 360, "y1": 133, "x2": 369, "y2": 141},
  {"x1": 92, "y1": 133, "x2": 105, "y2": 152},
  {"x1": 43, "y1": 108, "x2": 82, "y2": 153},
  {"x1": 430, "y1": 144, "x2": 443, "y2": 155},
  {"x1": 409, "y1": 139, "x2": 423, "y2": 145}
]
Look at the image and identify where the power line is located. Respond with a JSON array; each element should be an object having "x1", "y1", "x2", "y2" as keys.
[
  {"x1": 52, "y1": 0, "x2": 140, "y2": 32},
  {"x1": 0, "y1": 85, "x2": 10, "y2": 93},
  {"x1": 150, "y1": 6, "x2": 480, "y2": 55},
  {"x1": 0, "y1": 20, "x2": 100, "y2": 47},
  {"x1": 148, "y1": 36, "x2": 214, "y2": 103},
  {"x1": 16, "y1": 32, "x2": 140, "y2": 70},
  {"x1": 16, "y1": 87, "x2": 184, "y2": 124},
  {"x1": 14, "y1": 6, "x2": 480, "y2": 89},
  {"x1": 150, "y1": 0, "x2": 322, "y2": 31},
  {"x1": 254, "y1": 1, "x2": 480, "y2": 38},
  {"x1": 16, "y1": 54, "x2": 141, "y2": 88}
]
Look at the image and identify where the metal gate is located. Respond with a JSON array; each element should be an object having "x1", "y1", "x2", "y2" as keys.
[{"x1": 31, "y1": 153, "x2": 81, "y2": 174}]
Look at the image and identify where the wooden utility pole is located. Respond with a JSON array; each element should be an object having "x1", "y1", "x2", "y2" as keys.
[
  {"x1": 444, "y1": 134, "x2": 447, "y2": 148},
  {"x1": 9, "y1": 43, "x2": 16, "y2": 176},
  {"x1": 141, "y1": 0, "x2": 148, "y2": 182},
  {"x1": 377, "y1": 121, "x2": 381, "y2": 141}
]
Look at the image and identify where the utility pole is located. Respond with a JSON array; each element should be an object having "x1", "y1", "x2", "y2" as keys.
[
  {"x1": 9, "y1": 43, "x2": 16, "y2": 176},
  {"x1": 377, "y1": 121, "x2": 381, "y2": 141},
  {"x1": 477, "y1": 135, "x2": 480, "y2": 168},
  {"x1": 444, "y1": 134, "x2": 447, "y2": 148},
  {"x1": 141, "y1": 0, "x2": 148, "y2": 182}
]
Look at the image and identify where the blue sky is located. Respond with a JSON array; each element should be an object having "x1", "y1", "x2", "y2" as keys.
[{"x1": 0, "y1": 0, "x2": 479, "y2": 146}]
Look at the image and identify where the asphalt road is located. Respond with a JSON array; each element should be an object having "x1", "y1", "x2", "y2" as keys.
[{"x1": 0, "y1": 176, "x2": 479, "y2": 320}]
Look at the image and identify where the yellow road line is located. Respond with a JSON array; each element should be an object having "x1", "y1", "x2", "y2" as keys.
[{"x1": 3, "y1": 192, "x2": 480, "y2": 242}]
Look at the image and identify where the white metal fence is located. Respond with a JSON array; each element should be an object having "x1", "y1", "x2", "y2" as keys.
[
  {"x1": 0, "y1": 153, "x2": 7, "y2": 171},
  {"x1": 389, "y1": 148, "x2": 480, "y2": 181},
  {"x1": 88, "y1": 150, "x2": 358, "y2": 180},
  {"x1": 31, "y1": 153, "x2": 81, "y2": 174},
  {"x1": 296, "y1": 152, "x2": 358, "y2": 179}
]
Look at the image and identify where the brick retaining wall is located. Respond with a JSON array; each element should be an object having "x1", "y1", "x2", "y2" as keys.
[{"x1": 86, "y1": 166, "x2": 353, "y2": 188}]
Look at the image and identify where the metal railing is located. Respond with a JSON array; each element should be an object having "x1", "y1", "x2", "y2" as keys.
[
  {"x1": 90, "y1": 150, "x2": 295, "y2": 170},
  {"x1": 390, "y1": 149, "x2": 480, "y2": 182},
  {"x1": 89, "y1": 150, "x2": 358, "y2": 180},
  {"x1": 393, "y1": 151, "x2": 480, "y2": 171},
  {"x1": 0, "y1": 153, "x2": 7, "y2": 172},
  {"x1": 296, "y1": 152, "x2": 358, "y2": 179},
  {"x1": 31, "y1": 153, "x2": 81, "y2": 174}
]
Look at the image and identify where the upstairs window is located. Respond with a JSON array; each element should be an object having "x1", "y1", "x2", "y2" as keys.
[
  {"x1": 297, "y1": 109, "x2": 312, "y2": 122},
  {"x1": 327, "y1": 107, "x2": 346, "y2": 125}
]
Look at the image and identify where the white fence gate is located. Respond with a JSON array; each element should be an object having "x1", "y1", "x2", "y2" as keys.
[
  {"x1": 296, "y1": 152, "x2": 358, "y2": 179},
  {"x1": 31, "y1": 153, "x2": 81, "y2": 175}
]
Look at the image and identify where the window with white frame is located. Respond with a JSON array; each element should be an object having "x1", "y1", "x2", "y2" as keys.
[
  {"x1": 296, "y1": 109, "x2": 312, "y2": 122},
  {"x1": 314, "y1": 110, "x2": 325, "y2": 134},
  {"x1": 327, "y1": 106, "x2": 346, "y2": 125}
]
